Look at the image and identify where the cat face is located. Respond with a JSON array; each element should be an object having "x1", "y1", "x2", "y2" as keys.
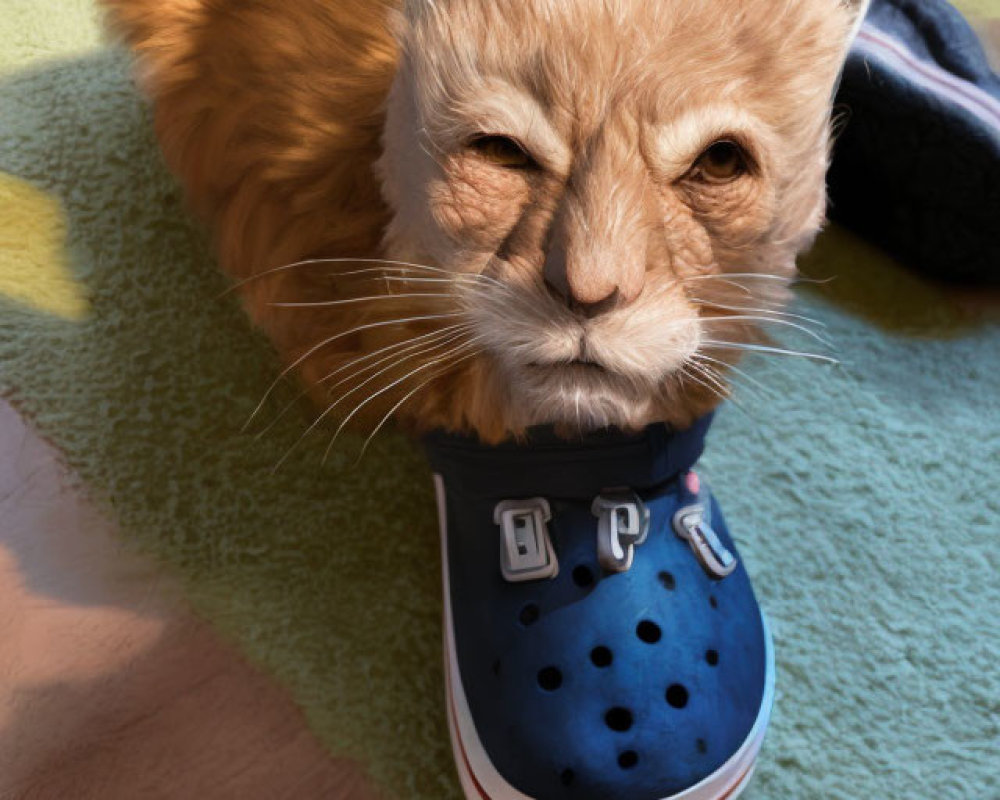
[{"x1": 379, "y1": 0, "x2": 865, "y2": 435}]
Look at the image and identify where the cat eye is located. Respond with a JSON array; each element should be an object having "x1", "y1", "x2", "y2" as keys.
[
  {"x1": 467, "y1": 134, "x2": 536, "y2": 169},
  {"x1": 691, "y1": 140, "x2": 748, "y2": 183}
]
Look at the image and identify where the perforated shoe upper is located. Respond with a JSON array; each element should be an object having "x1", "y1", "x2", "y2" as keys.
[{"x1": 426, "y1": 418, "x2": 773, "y2": 800}]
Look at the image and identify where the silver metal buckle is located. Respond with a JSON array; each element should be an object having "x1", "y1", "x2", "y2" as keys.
[
  {"x1": 493, "y1": 498, "x2": 558, "y2": 583},
  {"x1": 592, "y1": 488, "x2": 651, "y2": 573},
  {"x1": 672, "y1": 503, "x2": 737, "y2": 579}
]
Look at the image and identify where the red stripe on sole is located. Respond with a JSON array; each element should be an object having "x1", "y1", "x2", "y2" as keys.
[{"x1": 445, "y1": 666, "x2": 492, "y2": 800}]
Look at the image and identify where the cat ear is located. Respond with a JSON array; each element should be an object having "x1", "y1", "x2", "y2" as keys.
[
  {"x1": 842, "y1": 0, "x2": 871, "y2": 50},
  {"x1": 831, "y1": 0, "x2": 870, "y2": 96}
]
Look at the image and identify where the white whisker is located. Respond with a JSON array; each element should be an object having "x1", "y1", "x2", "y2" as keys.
[
  {"x1": 254, "y1": 325, "x2": 468, "y2": 440},
  {"x1": 330, "y1": 267, "x2": 497, "y2": 286},
  {"x1": 681, "y1": 273, "x2": 791, "y2": 284},
  {"x1": 221, "y1": 257, "x2": 501, "y2": 297},
  {"x1": 682, "y1": 362, "x2": 758, "y2": 422},
  {"x1": 324, "y1": 338, "x2": 485, "y2": 462},
  {"x1": 376, "y1": 275, "x2": 473, "y2": 285},
  {"x1": 323, "y1": 327, "x2": 472, "y2": 400},
  {"x1": 269, "y1": 292, "x2": 456, "y2": 309},
  {"x1": 692, "y1": 352, "x2": 776, "y2": 400},
  {"x1": 701, "y1": 340, "x2": 840, "y2": 364},
  {"x1": 272, "y1": 330, "x2": 475, "y2": 471},
  {"x1": 689, "y1": 298, "x2": 827, "y2": 328},
  {"x1": 685, "y1": 276, "x2": 754, "y2": 298},
  {"x1": 699, "y1": 315, "x2": 833, "y2": 348},
  {"x1": 354, "y1": 348, "x2": 484, "y2": 464},
  {"x1": 243, "y1": 312, "x2": 466, "y2": 430},
  {"x1": 687, "y1": 361, "x2": 730, "y2": 398},
  {"x1": 695, "y1": 356, "x2": 771, "y2": 406},
  {"x1": 682, "y1": 272, "x2": 829, "y2": 285},
  {"x1": 681, "y1": 363, "x2": 728, "y2": 402}
]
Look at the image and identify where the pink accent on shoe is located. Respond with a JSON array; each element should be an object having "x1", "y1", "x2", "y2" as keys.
[{"x1": 686, "y1": 471, "x2": 701, "y2": 495}]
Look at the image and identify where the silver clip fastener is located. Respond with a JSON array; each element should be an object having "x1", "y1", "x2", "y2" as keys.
[
  {"x1": 592, "y1": 488, "x2": 651, "y2": 573},
  {"x1": 494, "y1": 498, "x2": 558, "y2": 582},
  {"x1": 672, "y1": 503, "x2": 737, "y2": 579}
]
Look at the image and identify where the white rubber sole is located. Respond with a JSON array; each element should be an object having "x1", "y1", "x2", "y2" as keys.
[{"x1": 435, "y1": 475, "x2": 776, "y2": 800}]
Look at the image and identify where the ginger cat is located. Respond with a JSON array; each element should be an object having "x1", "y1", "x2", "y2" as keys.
[{"x1": 104, "y1": 0, "x2": 867, "y2": 444}]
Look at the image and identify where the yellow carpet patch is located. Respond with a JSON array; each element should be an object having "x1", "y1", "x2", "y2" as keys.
[
  {"x1": 0, "y1": 171, "x2": 89, "y2": 320},
  {"x1": 953, "y1": 0, "x2": 1000, "y2": 18}
]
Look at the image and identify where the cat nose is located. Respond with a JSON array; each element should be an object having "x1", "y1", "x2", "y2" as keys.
[
  {"x1": 543, "y1": 277, "x2": 621, "y2": 318},
  {"x1": 543, "y1": 239, "x2": 640, "y2": 317}
]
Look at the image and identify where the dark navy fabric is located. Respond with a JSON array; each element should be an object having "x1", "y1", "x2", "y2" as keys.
[
  {"x1": 864, "y1": 0, "x2": 1000, "y2": 90},
  {"x1": 424, "y1": 414, "x2": 713, "y2": 501},
  {"x1": 425, "y1": 420, "x2": 768, "y2": 800},
  {"x1": 830, "y1": 0, "x2": 1000, "y2": 284}
]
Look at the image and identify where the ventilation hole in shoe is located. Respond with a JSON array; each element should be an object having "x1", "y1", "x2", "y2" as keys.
[
  {"x1": 696, "y1": 738, "x2": 708, "y2": 755},
  {"x1": 560, "y1": 769, "x2": 575, "y2": 787},
  {"x1": 572, "y1": 565, "x2": 595, "y2": 588},
  {"x1": 604, "y1": 707, "x2": 633, "y2": 732},
  {"x1": 617, "y1": 750, "x2": 639, "y2": 770},
  {"x1": 590, "y1": 646, "x2": 613, "y2": 668},
  {"x1": 666, "y1": 684, "x2": 689, "y2": 709},
  {"x1": 657, "y1": 571, "x2": 676, "y2": 591},
  {"x1": 537, "y1": 666, "x2": 563, "y2": 691},
  {"x1": 636, "y1": 620, "x2": 661, "y2": 643},
  {"x1": 519, "y1": 603, "x2": 540, "y2": 626},
  {"x1": 709, "y1": 595, "x2": 718, "y2": 609},
  {"x1": 705, "y1": 649, "x2": 719, "y2": 667}
]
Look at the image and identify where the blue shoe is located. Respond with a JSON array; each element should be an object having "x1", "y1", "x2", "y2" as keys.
[
  {"x1": 425, "y1": 416, "x2": 774, "y2": 800},
  {"x1": 830, "y1": 0, "x2": 1000, "y2": 284}
]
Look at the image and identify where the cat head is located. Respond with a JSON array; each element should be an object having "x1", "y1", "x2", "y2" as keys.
[
  {"x1": 378, "y1": 0, "x2": 867, "y2": 437},
  {"x1": 105, "y1": 0, "x2": 867, "y2": 443}
]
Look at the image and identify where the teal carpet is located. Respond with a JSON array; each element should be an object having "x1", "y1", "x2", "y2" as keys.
[{"x1": 1, "y1": 2, "x2": 997, "y2": 798}]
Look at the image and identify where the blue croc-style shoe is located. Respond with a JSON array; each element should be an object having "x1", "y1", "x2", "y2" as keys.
[{"x1": 425, "y1": 415, "x2": 774, "y2": 800}]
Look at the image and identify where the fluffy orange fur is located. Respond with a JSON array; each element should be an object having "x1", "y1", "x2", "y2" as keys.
[{"x1": 103, "y1": 0, "x2": 866, "y2": 443}]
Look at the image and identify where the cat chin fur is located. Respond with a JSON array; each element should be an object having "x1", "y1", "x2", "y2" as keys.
[{"x1": 102, "y1": 0, "x2": 868, "y2": 444}]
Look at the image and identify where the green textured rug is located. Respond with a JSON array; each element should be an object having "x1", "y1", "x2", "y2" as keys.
[{"x1": 1, "y1": 2, "x2": 997, "y2": 798}]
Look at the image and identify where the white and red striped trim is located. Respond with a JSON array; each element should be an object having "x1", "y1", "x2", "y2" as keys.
[{"x1": 854, "y1": 23, "x2": 1000, "y2": 133}]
